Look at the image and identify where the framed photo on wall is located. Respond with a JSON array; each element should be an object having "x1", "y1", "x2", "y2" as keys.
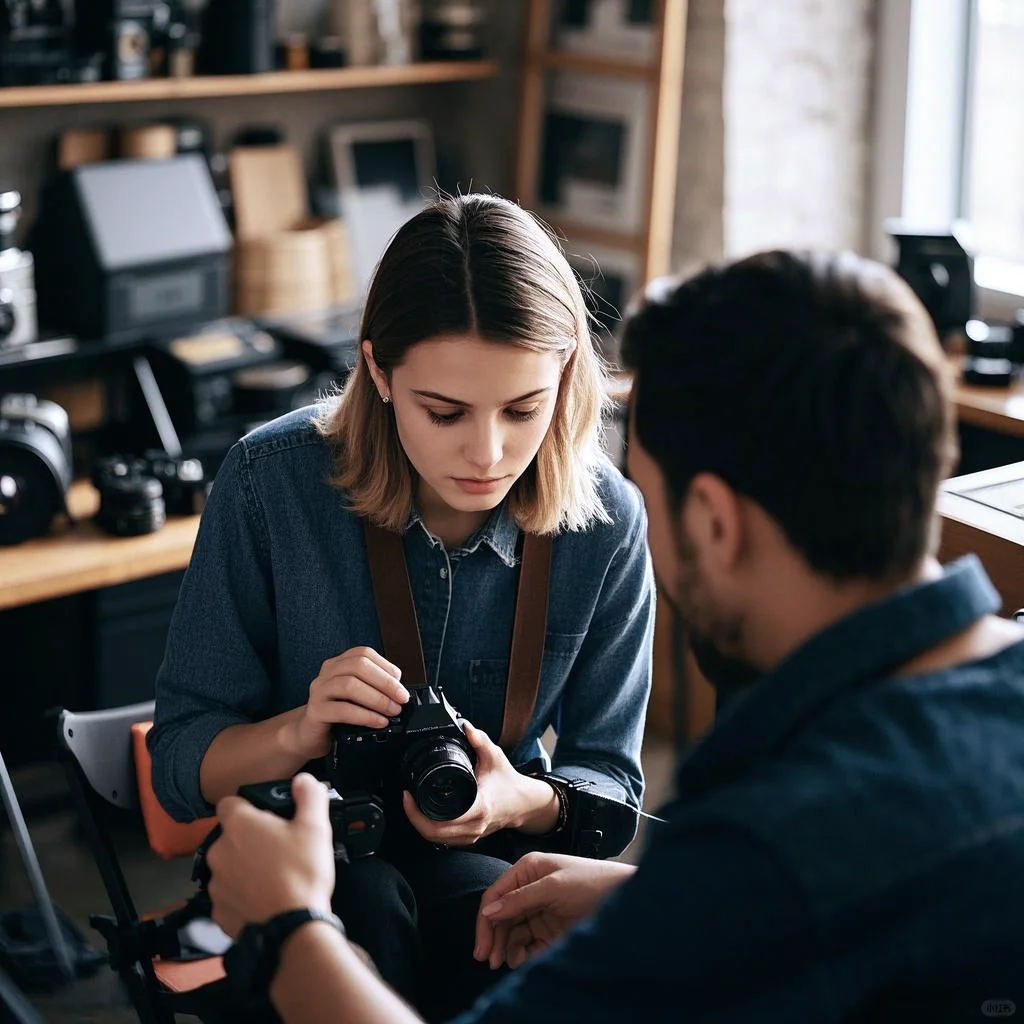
[
  {"x1": 550, "y1": 0, "x2": 657, "y2": 62},
  {"x1": 328, "y1": 118, "x2": 437, "y2": 295},
  {"x1": 535, "y1": 71, "x2": 650, "y2": 234}
]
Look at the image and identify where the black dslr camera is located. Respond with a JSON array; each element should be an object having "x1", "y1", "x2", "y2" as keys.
[
  {"x1": 192, "y1": 685, "x2": 477, "y2": 886},
  {"x1": 329, "y1": 682, "x2": 478, "y2": 824}
]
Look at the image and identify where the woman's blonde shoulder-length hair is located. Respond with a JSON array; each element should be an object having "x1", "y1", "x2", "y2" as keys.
[{"x1": 314, "y1": 193, "x2": 612, "y2": 536}]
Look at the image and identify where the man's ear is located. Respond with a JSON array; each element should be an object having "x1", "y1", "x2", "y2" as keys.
[
  {"x1": 361, "y1": 340, "x2": 389, "y2": 400},
  {"x1": 683, "y1": 473, "x2": 745, "y2": 571}
]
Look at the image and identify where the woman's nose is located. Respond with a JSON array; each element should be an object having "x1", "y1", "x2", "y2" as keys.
[{"x1": 464, "y1": 421, "x2": 502, "y2": 470}]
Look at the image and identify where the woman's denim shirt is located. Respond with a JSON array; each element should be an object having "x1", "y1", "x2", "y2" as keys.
[{"x1": 148, "y1": 407, "x2": 655, "y2": 822}]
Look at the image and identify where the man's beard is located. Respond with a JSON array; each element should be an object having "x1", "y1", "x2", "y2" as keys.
[{"x1": 669, "y1": 524, "x2": 761, "y2": 701}]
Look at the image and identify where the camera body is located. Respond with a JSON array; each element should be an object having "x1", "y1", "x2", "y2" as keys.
[
  {"x1": 0, "y1": 394, "x2": 72, "y2": 546},
  {"x1": 191, "y1": 779, "x2": 385, "y2": 888},
  {"x1": 329, "y1": 682, "x2": 478, "y2": 823},
  {"x1": 92, "y1": 449, "x2": 208, "y2": 537}
]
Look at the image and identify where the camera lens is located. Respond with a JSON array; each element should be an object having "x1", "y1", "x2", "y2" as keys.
[
  {"x1": 95, "y1": 474, "x2": 166, "y2": 536},
  {"x1": 402, "y1": 736, "x2": 477, "y2": 822}
]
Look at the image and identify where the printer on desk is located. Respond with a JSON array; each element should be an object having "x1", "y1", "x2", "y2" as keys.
[{"x1": 29, "y1": 154, "x2": 232, "y2": 346}]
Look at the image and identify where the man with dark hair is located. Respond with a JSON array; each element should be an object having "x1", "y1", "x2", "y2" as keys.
[{"x1": 204, "y1": 250, "x2": 1024, "y2": 1022}]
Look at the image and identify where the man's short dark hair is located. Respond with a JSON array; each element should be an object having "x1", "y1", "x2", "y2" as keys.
[{"x1": 621, "y1": 250, "x2": 958, "y2": 580}]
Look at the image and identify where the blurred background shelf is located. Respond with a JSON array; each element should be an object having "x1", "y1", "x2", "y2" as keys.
[{"x1": 0, "y1": 59, "x2": 499, "y2": 109}]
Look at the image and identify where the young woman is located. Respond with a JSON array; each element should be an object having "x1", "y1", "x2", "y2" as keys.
[{"x1": 149, "y1": 193, "x2": 654, "y2": 1020}]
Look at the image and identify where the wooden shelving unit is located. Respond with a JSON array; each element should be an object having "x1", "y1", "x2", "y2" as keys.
[
  {"x1": 0, "y1": 59, "x2": 499, "y2": 110},
  {"x1": 515, "y1": 0, "x2": 692, "y2": 746},
  {"x1": 515, "y1": 0, "x2": 687, "y2": 282},
  {"x1": 537, "y1": 50, "x2": 658, "y2": 80}
]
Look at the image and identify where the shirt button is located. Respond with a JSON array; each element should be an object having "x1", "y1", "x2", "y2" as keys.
[{"x1": 439, "y1": 567, "x2": 448, "y2": 579}]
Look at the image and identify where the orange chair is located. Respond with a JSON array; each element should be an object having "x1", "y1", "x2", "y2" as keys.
[{"x1": 58, "y1": 701, "x2": 229, "y2": 1023}]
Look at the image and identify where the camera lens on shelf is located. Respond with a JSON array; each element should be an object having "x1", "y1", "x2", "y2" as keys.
[{"x1": 95, "y1": 473, "x2": 166, "y2": 537}]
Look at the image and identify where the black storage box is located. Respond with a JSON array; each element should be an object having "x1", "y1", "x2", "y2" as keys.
[{"x1": 29, "y1": 155, "x2": 232, "y2": 345}]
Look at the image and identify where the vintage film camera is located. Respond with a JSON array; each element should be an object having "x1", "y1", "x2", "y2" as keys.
[
  {"x1": 91, "y1": 449, "x2": 208, "y2": 537},
  {"x1": 330, "y1": 682, "x2": 478, "y2": 825}
]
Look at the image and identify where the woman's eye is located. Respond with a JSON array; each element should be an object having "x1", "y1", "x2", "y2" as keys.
[
  {"x1": 427, "y1": 409, "x2": 463, "y2": 425},
  {"x1": 505, "y1": 407, "x2": 541, "y2": 422}
]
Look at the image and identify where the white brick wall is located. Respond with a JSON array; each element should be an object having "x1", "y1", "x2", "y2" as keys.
[{"x1": 722, "y1": 0, "x2": 875, "y2": 257}]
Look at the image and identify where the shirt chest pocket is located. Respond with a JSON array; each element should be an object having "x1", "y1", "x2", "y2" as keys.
[{"x1": 466, "y1": 631, "x2": 586, "y2": 738}]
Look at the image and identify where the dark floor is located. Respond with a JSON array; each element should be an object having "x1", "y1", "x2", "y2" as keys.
[{"x1": 1, "y1": 733, "x2": 678, "y2": 1023}]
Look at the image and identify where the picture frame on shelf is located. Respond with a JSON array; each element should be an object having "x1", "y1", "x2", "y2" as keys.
[
  {"x1": 536, "y1": 70, "x2": 650, "y2": 235},
  {"x1": 328, "y1": 118, "x2": 437, "y2": 295},
  {"x1": 550, "y1": 0, "x2": 657, "y2": 63}
]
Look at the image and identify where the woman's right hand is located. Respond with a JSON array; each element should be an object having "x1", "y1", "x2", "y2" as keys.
[{"x1": 289, "y1": 647, "x2": 409, "y2": 760}]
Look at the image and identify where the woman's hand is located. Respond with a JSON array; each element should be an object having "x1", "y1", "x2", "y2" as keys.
[
  {"x1": 288, "y1": 646, "x2": 410, "y2": 760},
  {"x1": 402, "y1": 723, "x2": 560, "y2": 845}
]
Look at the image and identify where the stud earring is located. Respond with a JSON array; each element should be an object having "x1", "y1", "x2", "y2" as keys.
[{"x1": 382, "y1": 394, "x2": 391, "y2": 405}]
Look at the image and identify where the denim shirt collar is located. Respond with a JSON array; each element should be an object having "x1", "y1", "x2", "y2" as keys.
[
  {"x1": 676, "y1": 555, "x2": 1001, "y2": 803},
  {"x1": 403, "y1": 500, "x2": 522, "y2": 566}
]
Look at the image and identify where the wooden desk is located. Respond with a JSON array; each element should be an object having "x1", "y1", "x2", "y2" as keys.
[
  {"x1": 938, "y1": 461, "x2": 1024, "y2": 614},
  {"x1": 1, "y1": 482, "x2": 201, "y2": 611},
  {"x1": 954, "y1": 375, "x2": 1024, "y2": 438}
]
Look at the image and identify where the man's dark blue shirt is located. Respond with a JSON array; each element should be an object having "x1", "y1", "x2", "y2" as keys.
[{"x1": 459, "y1": 556, "x2": 1024, "y2": 1022}]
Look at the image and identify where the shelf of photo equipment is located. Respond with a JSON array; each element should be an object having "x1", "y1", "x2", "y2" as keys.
[
  {"x1": 0, "y1": 0, "x2": 496, "y2": 109},
  {"x1": 0, "y1": 60, "x2": 499, "y2": 110}
]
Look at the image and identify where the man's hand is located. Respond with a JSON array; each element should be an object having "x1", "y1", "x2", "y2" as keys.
[
  {"x1": 474, "y1": 852, "x2": 635, "y2": 969},
  {"x1": 207, "y1": 773, "x2": 336, "y2": 939},
  {"x1": 402, "y1": 723, "x2": 559, "y2": 845}
]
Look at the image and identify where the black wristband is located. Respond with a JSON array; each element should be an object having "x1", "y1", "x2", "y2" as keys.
[{"x1": 225, "y1": 907, "x2": 346, "y2": 1001}]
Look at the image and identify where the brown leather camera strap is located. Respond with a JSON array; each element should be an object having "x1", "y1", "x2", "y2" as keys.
[{"x1": 363, "y1": 521, "x2": 552, "y2": 751}]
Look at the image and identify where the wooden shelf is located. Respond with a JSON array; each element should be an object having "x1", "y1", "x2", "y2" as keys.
[
  {"x1": 534, "y1": 50, "x2": 658, "y2": 80},
  {"x1": 0, "y1": 60, "x2": 499, "y2": 110},
  {"x1": 0, "y1": 481, "x2": 200, "y2": 610},
  {"x1": 547, "y1": 219, "x2": 645, "y2": 253}
]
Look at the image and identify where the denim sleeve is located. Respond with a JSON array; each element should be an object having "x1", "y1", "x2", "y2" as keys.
[
  {"x1": 452, "y1": 823, "x2": 826, "y2": 1024},
  {"x1": 549, "y1": 489, "x2": 654, "y2": 807},
  {"x1": 147, "y1": 442, "x2": 278, "y2": 822}
]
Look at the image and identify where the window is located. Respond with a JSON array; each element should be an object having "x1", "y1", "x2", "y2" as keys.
[
  {"x1": 962, "y1": 0, "x2": 1024, "y2": 266},
  {"x1": 875, "y1": 0, "x2": 1024, "y2": 315}
]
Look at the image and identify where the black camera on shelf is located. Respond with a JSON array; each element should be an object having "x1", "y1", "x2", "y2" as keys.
[
  {"x1": 330, "y1": 683, "x2": 478, "y2": 825},
  {"x1": 191, "y1": 779, "x2": 385, "y2": 888},
  {"x1": 92, "y1": 450, "x2": 208, "y2": 537}
]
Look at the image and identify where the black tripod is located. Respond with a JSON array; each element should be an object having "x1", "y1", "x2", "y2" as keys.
[{"x1": 0, "y1": 749, "x2": 74, "y2": 1024}]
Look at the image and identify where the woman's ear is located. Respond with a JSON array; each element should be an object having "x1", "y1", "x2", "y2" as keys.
[{"x1": 361, "y1": 340, "x2": 390, "y2": 401}]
